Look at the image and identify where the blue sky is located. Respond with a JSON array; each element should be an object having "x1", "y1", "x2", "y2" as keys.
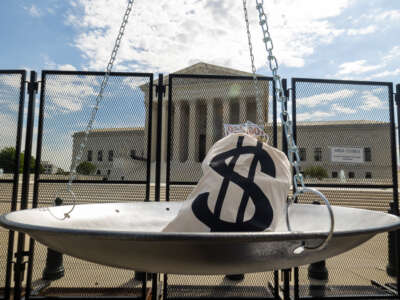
[
  {"x1": 0, "y1": 0, "x2": 400, "y2": 169},
  {"x1": 0, "y1": 0, "x2": 399, "y2": 80}
]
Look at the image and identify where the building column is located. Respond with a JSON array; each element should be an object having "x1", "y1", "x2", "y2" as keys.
[
  {"x1": 239, "y1": 99, "x2": 247, "y2": 123},
  {"x1": 173, "y1": 101, "x2": 183, "y2": 161},
  {"x1": 144, "y1": 100, "x2": 149, "y2": 153},
  {"x1": 161, "y1": 100, "x2": 169, "y2": 162},
  {"x1": 206, "y1": 99, "x2": 215, "y2": 151},
  {"x1": 256, "y1": 95, "x2": 263, "y2": 125},
  {"x1": 188, "y1": 101, "x2": 199, "y2": 162},
  {"x1": 257, "y1": 88, "x2": 269, "y2": 126},
  {"x1": 151, "y1": 101, "x2": 158, "y2": 161},
  {"x1": 222, "y1": 100, "x2": 230, "y2": 136}
]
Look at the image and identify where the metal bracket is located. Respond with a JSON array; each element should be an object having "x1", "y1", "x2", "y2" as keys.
[
  {"x1": 155, "y1": 84, "x2": 166, "y2": 97},
  {"x1": 27, "y1": 80, "x2": 39, "y2": 94},
  {"x1": 285, "y1": 87, "x2": 291, "y2": 98}
]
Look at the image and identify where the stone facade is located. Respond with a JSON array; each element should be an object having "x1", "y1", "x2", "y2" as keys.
[
  {"x1": 294, "y1": 120, "x2": 392, "y2": 182},
  {"x1": 72, "y1": 128, "x2": 147, "y2": 181}
]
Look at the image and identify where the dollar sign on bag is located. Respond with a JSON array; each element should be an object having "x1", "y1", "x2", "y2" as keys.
[{"x1": 192, "y1": 135, "x2": 276, "y2": 232}]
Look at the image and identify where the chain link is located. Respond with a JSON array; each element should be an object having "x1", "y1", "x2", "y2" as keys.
[
  {"x1": 254, "y1": 1, "x2": 334, "y2": 251},
  {"x1": 62, "y1": 0, "x2": 135, "y2": 217},
  {"x1": 242, "y1": 0, "x2": 264, "y2": 131},
  {"x1": 254, "y1": 0, "x2": 305, "y2": 194}
]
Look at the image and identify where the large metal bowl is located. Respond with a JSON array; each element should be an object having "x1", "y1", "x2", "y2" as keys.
[{"x1": 1, "y1": 202, "x2": 399, "y2": 274}]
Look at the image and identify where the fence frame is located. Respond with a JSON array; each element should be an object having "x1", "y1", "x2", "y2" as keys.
[
  {"x1": 20, "y1": 70, "x2": 155, "y2": 300},
  {"x1": 291, "y1": 77, "x2": 400, "y2": 299},
  {"x1": 2, "y1": 70, "x2": 400, "y2": 300},
  {"x1": 165, "y1": 73, "x2": 280, "y2": 300},
  {"x1": 0, "y1": 70, "x2": 27, "y2": 300}
]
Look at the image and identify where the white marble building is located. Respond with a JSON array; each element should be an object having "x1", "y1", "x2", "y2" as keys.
[
  {"x1": 140, "y1": 62, "x2": 270, "y2": 181},
  {"x1": 72, "y1": 127, "x2": 147, "y2": 181},
  {"x1": 71, "y1": 63, "x2": 394, "y2": 183}
]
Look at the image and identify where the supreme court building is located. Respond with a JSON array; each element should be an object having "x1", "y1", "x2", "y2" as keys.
[{"x1": 72, "y1": 62, "x2": 392, "y2": 183}]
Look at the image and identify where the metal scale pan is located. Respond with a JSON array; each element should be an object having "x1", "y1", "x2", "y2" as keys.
[{"x1": 1, "y1": 201, "x2": 399, "y2": 274}]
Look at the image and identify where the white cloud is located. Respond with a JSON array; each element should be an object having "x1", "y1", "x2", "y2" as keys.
[
  {"x1": 0, "y1": 114, "x2": 19, "y2": 149},
  {"x1": 297, "y1": 89, "x2": 357, "y2": 108},
  {"x1": 0, "y1": 74, "x2": 23, "y2": 89},
  {"x1": 297, "y1": 111, "x2": 335, "y2": 121},
  {"x1": 331, "y1": 103, "x2": 356, "y2": 114},
  {"x1": 339, "y1": 45, "x2": 400, "y2": 80},
  {"x1": 122, "y1": 77, "x2": 149, "y2": 90},
  {"x1": 45, "y1": 76, "x2": 98, "y2": 114},
  {"x1": 374, "y1": 10, "x2": 400, "y2": 22},
  {"x1": 25, "y1": 5, "x2": 42, "y2": 17},
  {"x1": 66, "y1": 0, "x2": 351, "y2": 72},
  {"x1": 370, "y1": 68, "x2": 400, "y2": 79},
  {"x1": 362, "y1": 46, "x2": 400, "y2": 79},
  {"x1": 43, "y1": 55, "x2": 78, "y2": 71},
  {"x1": 58, "y1": 64, "x2": 77, "y2": 71},
  {"x1": 337, "y1": 60, "x2": 382, "y2": 75},
  {"x1": 0, "y1": 74, "x2": 24, "y2": 116},
  {"x1": 371, "y1": 87, "x2": 385, "y2": 94},
  {"x1": 359, "y1": 91, "x2": 385, "y2": 111},
  {"x1": 347, "y1": 25, "x2": 376, "y2": 36},
  {"x1": 353, "y1": 10, "x2": 400, "y2": 24},
  {"x1": 383, "y1": 45, "x2": 400, "y2": 62}
]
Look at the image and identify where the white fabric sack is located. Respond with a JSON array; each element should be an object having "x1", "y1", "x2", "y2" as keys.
[{"x1": 163, "y1": 133, "x2": 291, "y2": 233}]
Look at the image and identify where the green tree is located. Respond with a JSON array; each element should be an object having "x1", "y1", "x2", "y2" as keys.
[
  {"x1": 76, "y1": 161, "x2": 96, "y2": 175},
  {"x1": 303, "y1": 166, "x2": 328, "y2": 179},
  {"x1": 0, "y1": 147, "x2": 42, "y2": 173},
  {"x1": 0, "y1": 147, "x2": 21, "y2": 173}
]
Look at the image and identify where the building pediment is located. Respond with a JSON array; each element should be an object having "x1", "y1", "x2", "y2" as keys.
[
  {"x1": 173, "y1": 62, "x2": 255, "y2": 77},
  {"x1": 140, "y1": 62, "x2": 259, "y2": 92}
]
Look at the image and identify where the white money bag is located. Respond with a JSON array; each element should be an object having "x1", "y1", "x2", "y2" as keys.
[{"x1": 163, "y1": 133, "x2": 291, "y2": 232}]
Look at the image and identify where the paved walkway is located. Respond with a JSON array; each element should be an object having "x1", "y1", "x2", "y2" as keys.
[{"x1": 0, "y1": 184, "x2": 398, "y2": 298}]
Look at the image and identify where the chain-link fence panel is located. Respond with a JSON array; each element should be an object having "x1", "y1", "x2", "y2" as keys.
[
  {"x1": 165, "y1": 273, "x2": 277, "y2": 299},
  {"x1": 292, "y1": 78, "x2": 398, "y2": 298},
  {"x1": 0, "y1": 70, "x2": 26, "y2": 298},
  {"x1": 26, "y1": 71, "x2": 153, "y2": 298},
  {"x1": 292, "y1": 79, "x2": 394, "y2": 186},
  {"x1": 165, "y1": 74, "x2": 278, "y2": 299}
]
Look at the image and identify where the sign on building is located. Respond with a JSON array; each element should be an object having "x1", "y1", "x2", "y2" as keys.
[
  {"x1": 224, "y1": 122, "x2": 266, "y2": 139},
  {"x1": 330, "y1": 147, "x2": 364, "y2": 163}
]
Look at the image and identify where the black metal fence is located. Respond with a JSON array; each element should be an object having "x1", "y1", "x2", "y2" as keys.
[
  {"x1": 0, "y1": 70, "x2": 26, "y2": 300},
  {"x1": 27, "y1": 70, "x2": 155, "y2": 299},
  {"x1": 1, "y1": 70, "x2": 399, "y2": 300},
  {"x1": 292, "y1": 78, "x2": 399, "y2": 299},
  {"x1": 165, "y1": 74, "x2": 279, "y2": 299}
]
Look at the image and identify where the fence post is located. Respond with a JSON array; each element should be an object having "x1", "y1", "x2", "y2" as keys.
[
  {"x1": 4, "y1": 70, "x2": 26, "y2": 300},
  {"x1": 395, "y1": 83, "x2": 400, "y2": 293},
  {"x1": 13, "y1": 71, "x2": 38, "y2": 300},
  {"x1": 386, "y1": 202, "x2": 397, "y2": 277}
]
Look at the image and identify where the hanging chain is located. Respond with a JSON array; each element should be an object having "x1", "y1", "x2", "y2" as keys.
[
  {"x1": 242, "y1": 0, "x2": 265, "y2": 133},
  {"x1": 254, "y1": 0, "x2": 305, "y2": 195},
  {"x1": 62, "y1": 0, "x2": 135, "y2": 217},
  {"x1": 254, "y1": 1, "x2": 334, "y2": 251}
]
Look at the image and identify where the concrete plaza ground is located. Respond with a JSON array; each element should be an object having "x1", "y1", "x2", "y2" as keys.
[{"x1": 0, "y1": 181, "x2": 398, "y2": 297}]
